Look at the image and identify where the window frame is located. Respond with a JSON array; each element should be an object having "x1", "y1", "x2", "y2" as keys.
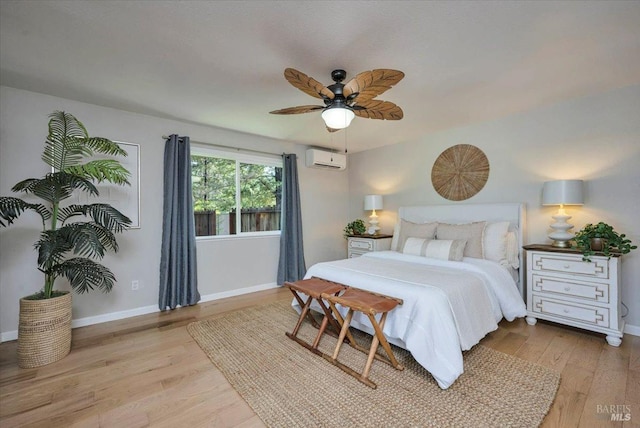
[{"x1": 191, "y1": 144, "x2": 282, "y2": 240}]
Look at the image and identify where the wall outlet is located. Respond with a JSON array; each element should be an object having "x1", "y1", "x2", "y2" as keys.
[{"x1": 131, "y1": 280, "x2": 139, "y2": 291}]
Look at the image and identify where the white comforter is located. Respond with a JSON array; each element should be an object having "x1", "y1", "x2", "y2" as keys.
[{"x1": 293, "y1": 251, "x2": 526, "y2": 389}]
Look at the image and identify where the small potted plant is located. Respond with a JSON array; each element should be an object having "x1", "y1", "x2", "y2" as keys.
[
  {"x1": 573, "y1": 222, "x2": 637, "y2": 262},
  {"x1": 343, "y1": 219, "x2": 366, "y2": 238}
]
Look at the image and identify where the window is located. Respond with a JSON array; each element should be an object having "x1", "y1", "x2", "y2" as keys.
[{"x1": 191, "y1": 146, "x2": 282, "y2": 237}]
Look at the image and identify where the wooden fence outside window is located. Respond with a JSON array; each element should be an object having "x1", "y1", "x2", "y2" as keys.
[{"x1": 194, "y1": 207, "x2": 280, "y2": 236}]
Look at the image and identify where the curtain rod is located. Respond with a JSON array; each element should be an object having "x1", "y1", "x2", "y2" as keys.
[{"x1": 162, "y1": 135, "x2": 284, "y2": 158}]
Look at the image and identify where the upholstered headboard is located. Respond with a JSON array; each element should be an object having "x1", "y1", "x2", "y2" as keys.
[{"x1": 398, "y1": 203, "x2": 526, "y2": 297}]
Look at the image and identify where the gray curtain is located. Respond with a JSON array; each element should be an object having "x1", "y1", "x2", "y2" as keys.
[
  {"x1": 159, "y1": 135, "x2": 200, "y2": 310},
  {"x1": 277, "y1": 154, "x2": 306, "y2": 284}
]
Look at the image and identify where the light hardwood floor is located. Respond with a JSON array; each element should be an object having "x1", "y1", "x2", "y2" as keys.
[{"x1": 1, "y1": 287, "x2": 638, "y2": 427}]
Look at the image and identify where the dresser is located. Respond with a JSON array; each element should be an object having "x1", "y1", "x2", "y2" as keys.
[
  {"x1": 523, "y1": 244, "x2": 624, "y2": 346},
  {"x1": 347, "y1": 234, "x2": 392, "y2": 258}
]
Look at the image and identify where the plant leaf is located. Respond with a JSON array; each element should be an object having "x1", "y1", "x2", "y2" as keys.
[
  {"x1": 42, "y1": 111, "x2": 126, "y2": 172},
  {"x1": 59, "y1": 204, "x2": 131, "y2": 232},
  {"x1": 56, "y1": 222, "x2": 119, "y2": 259},
  {"x1": 64, "y1": 159, "x2": 131, "y2": 185},
  {"x1": 51, "y1": 258, "x2": 116, "y2": 293},
  {"x1": 79, "y1": 137, "x2": 127, "y2": 157},
  {"x1": 35, "y1": 230, "x2": 74, "y2": 267},
  {"x1": 0, "y1": 197, "x2": 51, "y2": 227},
  {"x1": 12, "y1": 172, "x2": 98, "y2": 203},
  {"x1": 43, "y1": 111, "x2": 90, "y2": 171}
]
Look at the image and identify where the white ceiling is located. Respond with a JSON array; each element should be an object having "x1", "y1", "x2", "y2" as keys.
[{"x1": 1, "y1": 1, "x2": 639, "y2": 153}]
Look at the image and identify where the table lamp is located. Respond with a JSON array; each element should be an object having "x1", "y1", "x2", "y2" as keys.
[
  {"x1": 542, "y1": 180, "x2": 584, "y2": 247},
  {"x1": 364, "y1": 195, "x2": 383, "y2": 235}
]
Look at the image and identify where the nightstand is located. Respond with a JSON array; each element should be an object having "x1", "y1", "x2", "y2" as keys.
[
  {"x1": 347, "y1": 234, "x2": 392, "y2": 258},
  {"x1": 523, "y1": 244, "x2": 624, "y2": 346}
]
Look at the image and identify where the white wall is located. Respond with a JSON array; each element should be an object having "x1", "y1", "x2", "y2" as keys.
[
  {"x1": 347, "y1": 85, "x2": 640, "y2": 329},
  {"x1": 0, "y1": 86, "x2": 349, "y2": 338}
]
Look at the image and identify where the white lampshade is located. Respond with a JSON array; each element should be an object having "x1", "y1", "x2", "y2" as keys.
[
  {"x1": 321, "y1": 107, "x2": 355, "y2": 129},
  {"x1": 542, "y1": 180, "x2": 584, "y2": 206},
  {"x1": 364, "y1": 195, "x2": 383, "y2": 211}
]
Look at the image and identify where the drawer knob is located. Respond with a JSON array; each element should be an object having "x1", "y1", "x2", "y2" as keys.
[
  {"x1": 563, "y1": 264, "x2": 570, "y2": 269},
  {"x1": 564, "y1": 287, "x2": 571, "y2": 292},
  {"x1": 563, "y1": 309, "x2": 570, "y2": 313}
]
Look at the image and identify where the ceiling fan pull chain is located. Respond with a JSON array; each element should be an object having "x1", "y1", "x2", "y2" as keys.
[{"x1": 344, "y1": 126, "x2": 348, "y2": 154}]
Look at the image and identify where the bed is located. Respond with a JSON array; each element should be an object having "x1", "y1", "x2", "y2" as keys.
[{"x1": 293, "y1": 203, "x2": 527, "y2": 389}]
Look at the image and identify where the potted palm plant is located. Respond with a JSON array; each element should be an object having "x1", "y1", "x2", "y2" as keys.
[
  {"x1": 573, "y1": 222, "x2": 637, "y2": 262},
  {"x1": 0, "y1": 111, "x2": 131, "y2": 368}
]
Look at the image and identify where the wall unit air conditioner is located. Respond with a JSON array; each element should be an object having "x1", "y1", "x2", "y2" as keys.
[{"x1": 305, "y1": 149, "x2": 347, "y2": 170}]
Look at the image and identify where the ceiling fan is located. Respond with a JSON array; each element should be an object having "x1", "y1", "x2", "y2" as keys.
[{"x1": 270, "y1": 68, "x2": 404, "y2": 132}]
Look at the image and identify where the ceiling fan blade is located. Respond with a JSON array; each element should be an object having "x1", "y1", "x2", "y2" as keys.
[
  {"x1": 326, "y1": 126, "x2": 341, "y2": 133},
  {"x1": 284, "y1": 68, "x2": 335, "y2": 100},
  {"x1": 353, "y1": 100, "x2": 404, "y2": 120},
  {"x1": 343, "y1": 69, "x2": 404, "y2": 102},
  {"x1": 269, "y1": 105, "x2": 325, "y2": 115}
]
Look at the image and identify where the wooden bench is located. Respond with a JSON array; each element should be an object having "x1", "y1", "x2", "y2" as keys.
[{"x1": 322, "y1": 287, "x2": 404, "y2": 389}]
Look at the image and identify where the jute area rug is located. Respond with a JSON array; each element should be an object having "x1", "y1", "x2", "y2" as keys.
[{"x1": 187, "y1": 300, "x2": 559, "y2": 428}]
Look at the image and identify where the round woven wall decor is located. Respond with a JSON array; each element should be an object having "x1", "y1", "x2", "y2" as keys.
[{"x1": 431, "y1": 144, "x2": 490, "y2": 201}]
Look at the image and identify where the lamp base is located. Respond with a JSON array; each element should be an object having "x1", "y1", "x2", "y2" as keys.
[
  {"x1": 551, "y1": 239, "x2": 572, "y2": 248},
  {"x1": 368, "y1": 210, "x2": 380, "y2": 235},
  {"x1": 548, "y1": 211, "x2": 575, "y2": 248}
]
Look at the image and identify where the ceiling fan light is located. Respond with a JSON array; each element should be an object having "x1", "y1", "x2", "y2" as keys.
[{"x1": 321, "y1": 107, "x2": 355, "y2": 129}]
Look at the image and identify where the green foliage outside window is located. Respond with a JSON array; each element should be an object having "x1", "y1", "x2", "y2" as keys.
[
  {"x1": 192, "y1": 156, "x2": 236, "y2": 213},
  {"x1": 191, "y1": 154, "x2": 282, "y2": 235},
  {"x1": 240, "y1": 163, "x2": 282, "y2": 210},
  {"x1": 191, "y1": 155, "x2": 282, "y2": 213}
]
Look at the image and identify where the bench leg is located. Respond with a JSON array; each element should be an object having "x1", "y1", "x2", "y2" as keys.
[
  {"x1": 312, "y1": 309, "x2": 330, "y2": 349},
  {"x1": 317, "y1": 298, "x2": 343, "y2": 337},
  {"x1": 332, "y1": 308, "x2": 354, "y2": 360},
  {"x1": 290, "y1": 294, "x2": 314, "y2": 337},
  {"x1": 367, "y1": 312, "x2": 403, "y2": 371},
  {"x1": 362, "y1": 329, "x2": 380, "y2": 381},
  {"x1": 326, "y1": 300, "x2": 361, "y2": 349}
]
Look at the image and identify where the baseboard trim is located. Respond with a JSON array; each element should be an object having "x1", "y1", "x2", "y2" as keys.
[
  {"x1": 624, "y1": 323, "x2": 640, "y2": 337},
  {"x1": 0, "y1": 282, "x2": 279, "y2": 343},
  {"x1": 199, "y1": 282, "x2": 278, "y2": 303}
]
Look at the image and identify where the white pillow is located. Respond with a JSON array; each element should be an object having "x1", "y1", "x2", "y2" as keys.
[
  {"x1": 505, "y1": 231, "x2": 520, "y2": 269},
  {"x1": 402, "y1": 237, "x2": 427, "y2": 256},
  {"x1": 483, "y1": 221, "x2": 510, "y2": 263},
  {"x1": 436, "y1": 221, "x2": 486, "y2": 259},
  {"x1": 402, "y1": 237, "x2": 467, "y2": 261},
  {"x1": 390, "y1": 221, "x2": 401, "y2": 251},
  {"x1": 391, "y1": 220, "x2": 438, "y2": 252}
]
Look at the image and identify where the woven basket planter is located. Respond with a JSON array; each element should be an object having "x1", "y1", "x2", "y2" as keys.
[{"x1": 17, "y1": 291, "x2": 72, "y2": 368}]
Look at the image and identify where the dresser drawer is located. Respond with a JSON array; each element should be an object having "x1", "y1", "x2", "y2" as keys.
[
  {"x1": 531, "y1": 274, "x2": 609, "y2": 303},
  {"x1": 531, "y1": 295, "x2": 609, "y2": 327},
  {"x1": 348, "y1": 238, "x2": 374, "y2": 252},
  {"x1": 531, "y1": 253, "x2": 608, "y2": 279}
]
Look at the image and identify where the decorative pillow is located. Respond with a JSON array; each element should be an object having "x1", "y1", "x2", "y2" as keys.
[
  {"x1": 390, "y1": 221, "x2": 401, "y2": 251},
  {"x1": 402, "y1": 237, "x2": 467, "y2": 261},
  {"x1": 483, "y1": 221, "x2": 510, "y2": 263},
  {"x1": 505, "y1": 230, "x2": 520, "y2": 269},
  {"x1": 402, "y1": 237, "x2": 427, "y2": 256},
  {"x1": 392, "y1": 220, "x2": 437, "y2": 252},
  {"x1": 436, "y1": 221, "x2": 486, "y2": 259}
]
